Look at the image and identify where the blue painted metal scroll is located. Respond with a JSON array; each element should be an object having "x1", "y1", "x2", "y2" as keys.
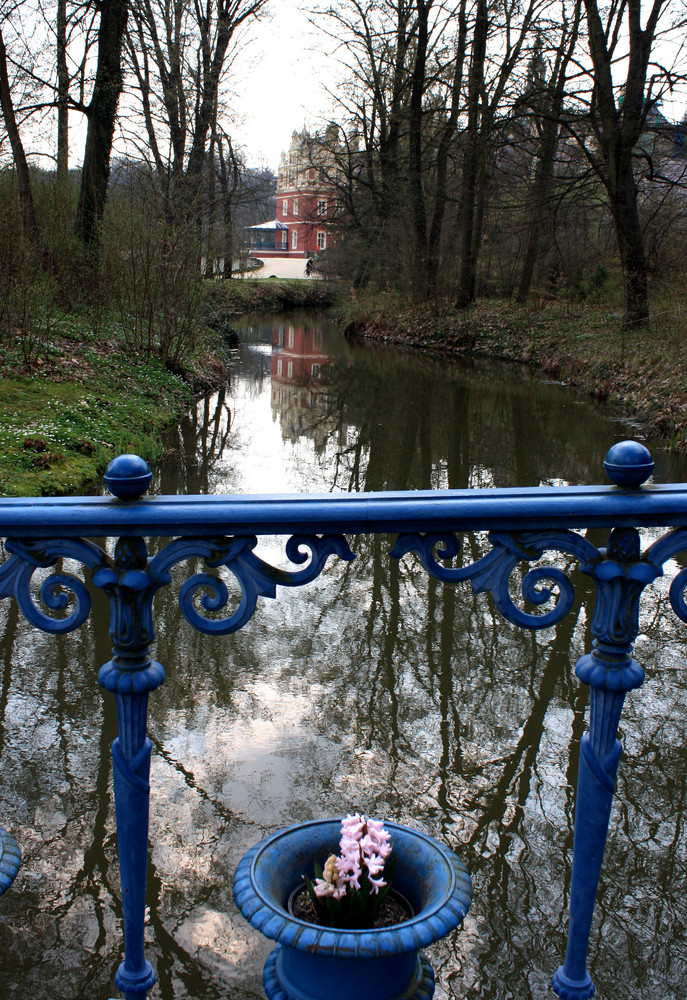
[{"x1": 1, "y1": 440, "x2": 687, "y2": 998}]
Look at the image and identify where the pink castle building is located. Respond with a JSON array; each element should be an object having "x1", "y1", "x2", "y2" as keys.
[{"x1": 245, "y1": 130, "x2": 339, "y2": 263}]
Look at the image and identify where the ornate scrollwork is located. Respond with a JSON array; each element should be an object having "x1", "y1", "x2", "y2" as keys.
[
  {"x1": 643, "y1": 528, "x2": 687, "y2": 624},
  {"x1": 0, "y1": 532, "x2": 354, "y2": 638},
  {"x1": 149, "y1": 533, "x2": 355, "y2": 634},
  {"x1": 391, "y1": 528, "x2": 600, "y2": 630},
  {"x1": 0, "y1": 537, "x2": 106, "y2": 633},
  {"x1": 390, "y1": 531, "x2": 503, "y2": 583}
]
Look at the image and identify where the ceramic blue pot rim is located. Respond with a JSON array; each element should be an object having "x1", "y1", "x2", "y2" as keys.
[{"x1": 233, "y1": 818, "x2": 472, "y2": 959}]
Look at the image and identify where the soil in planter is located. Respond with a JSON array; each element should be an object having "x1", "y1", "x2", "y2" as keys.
[{"x1": 290, "y1": 887, "x2": 412, "y2": 929}]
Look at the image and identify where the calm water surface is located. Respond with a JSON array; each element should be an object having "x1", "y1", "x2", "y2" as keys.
[{"x1": 1, "y1": 313, "x2": 687, "y2": 999}]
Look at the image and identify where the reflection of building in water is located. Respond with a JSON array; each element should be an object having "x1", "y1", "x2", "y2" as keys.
[{"x1": 271, "y1": 321, "x2": 336, "y2": 452}]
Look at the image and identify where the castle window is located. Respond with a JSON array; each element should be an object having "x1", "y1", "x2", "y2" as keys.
[
  {"x1": 282, "y1": 199, "x2": 288, "y2": 216},
  {"x1": 317, "y1": 231, "x2": 326, "y2": 250},
  {"x1": 293, "y1": 198, "x2": 299, "y2": 215},
  {"x1": 292, "y1": 230, "x2": 298, "y2": 250},
  {"x1": 317, "y1": 199, "x2": 327, "y2": 215}
]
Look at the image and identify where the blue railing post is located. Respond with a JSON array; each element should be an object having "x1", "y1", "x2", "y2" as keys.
[
  {"x1": 94, "y1": 458, "x2": 164, "y2": 1000},
  {"x1": 5, "y1": 440, "x2": 687, "y2": 997},
  {"x1": 552, "y1": 445, "x2": 658, "y2": 1000}
]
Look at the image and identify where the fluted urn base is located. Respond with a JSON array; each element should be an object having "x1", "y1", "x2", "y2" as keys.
[{"x1": 263, "y1": 944, "x2": 435, "y2": 1000}]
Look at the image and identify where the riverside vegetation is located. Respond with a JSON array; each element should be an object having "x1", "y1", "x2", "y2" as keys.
[
  {"x1": 338, "y1": 283, "x2": 687, "y2": 453},
  {"x1": 3, "y1": 272, "x2": 687, "y2": 498},
  {"x1": 0, "y1": 279, "x2": 332, "y2": 497}
]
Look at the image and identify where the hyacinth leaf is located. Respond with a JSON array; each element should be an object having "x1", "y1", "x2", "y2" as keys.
[{"x1": 303, "y1": 874, "x2": 329, "y2": 924}]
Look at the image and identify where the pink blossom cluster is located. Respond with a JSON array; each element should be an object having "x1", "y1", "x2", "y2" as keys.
[{"x1": 314, "y1": 814, "x2": 392, "y2": 899}]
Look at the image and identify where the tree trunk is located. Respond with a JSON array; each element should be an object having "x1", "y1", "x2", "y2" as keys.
[
  {"x1": 427, "y1": 0, "x2": 468, "y2": 299},
  {"x1": 186, "y1": 13, "x2": 233, "y2": 186},
  {"x1": 614, "y1": 158, "x2": 649, "y2": 326},
  {"x1": 580, "y1": 0, "x2": 666, "y2": 326},
  {"x1": 516, "y1": 5, "x2": 581, "y2": 303},
  {"x1": 515, "y1": 100, "x2": 564, "y2": 303},
  {"x1": 217, "y1": 134, "x2": 240, "y2": 279},
  {"x1": 0, "y1": 27, "x2": 41, "y2": 251},
  {"x1": 378, "y1": 2, "x2": 412, "y2": 224},
  {"x1": 455, "y1": 0, "x2": 487, "y2": 309},
  {"x1": 56, "y1": 0, "x2": 69, "y2": 186},
  {"x1": 408, "y1": 0, "x2": 430, "y2": 301},
  {"x1": 75, "y1": 0, "x2": 129, "y2": 256}
]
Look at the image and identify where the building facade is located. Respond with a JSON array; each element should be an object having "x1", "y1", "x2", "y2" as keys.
[{"x1": 244, "y1": 130, "x2": 339, "y2": 261}]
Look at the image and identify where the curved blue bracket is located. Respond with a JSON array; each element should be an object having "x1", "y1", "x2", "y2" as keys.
[{"x1": 2, "y1": 443, "x2": 687, "y2": 1000}]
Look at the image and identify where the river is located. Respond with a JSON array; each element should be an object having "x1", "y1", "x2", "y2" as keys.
[{"x1": 1, "y1": 312, "x2": 686, "y2": 999}]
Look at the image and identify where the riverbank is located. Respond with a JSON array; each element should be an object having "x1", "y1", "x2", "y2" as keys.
[
  {"x1": 0, "y1": 279, "x2": 332, "y2": 497},
  {"x1": 0, "y1": 322, "x2": 210, "y2": 498},
  {"x1": 204, "y1": 276, "x2": 336, "y2": 317},
  {"x1": 339, "y1": 295, "x2": 687, "y2": 451}
]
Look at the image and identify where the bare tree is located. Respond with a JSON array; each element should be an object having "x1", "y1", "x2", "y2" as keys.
[
  {"x1": 0, "y1": 19, "x2": 41, "y2": 250},
  {"x1": 74, "y1": 0, "x2": 129, "y2": 255},
  {"x1": 309, "y1": 0, "x2": 420, "y2": 285},
  {"x1": 455, "y1": 0, "x2": 544, "y2": 307},
  {"x1": 124, "y1": 0, "x2": 268, "y2": 192},
  {"x1": 515, "y1": 0, "x2": 582, "y2": 303},
  {"x1": 574, "y1": 0, "x2": 686, "y2": 326}
]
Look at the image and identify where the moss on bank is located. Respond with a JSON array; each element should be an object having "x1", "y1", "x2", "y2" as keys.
[
  {"x1": 0, "y1": 315, "x2": 230, "y2": 497},
  {"x1": 0, "y1": 279, "x2": 334, "y2": 497},
  {"x1": 338, "y1": 295, "x2": 687, "y2": 451}
]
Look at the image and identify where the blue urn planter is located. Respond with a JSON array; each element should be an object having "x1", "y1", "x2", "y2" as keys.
[{"x1": 233, "y1": 818, "x2": 472, "y2": 1000}]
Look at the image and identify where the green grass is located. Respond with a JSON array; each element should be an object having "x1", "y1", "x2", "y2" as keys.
[{"x1": 0, "y1": 331, "x2": 193, "y2": 497}]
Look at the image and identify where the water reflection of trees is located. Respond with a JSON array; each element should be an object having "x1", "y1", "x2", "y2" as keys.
[
  {"x1": 160, "y1": 388, "x2": 232, "y2": 496},
  {"x1": 312, "y1": 349, "x2": 616, "y2": 492},
  {"x1": 1, "y1": 319, "x2": 687, "y2": 998}
]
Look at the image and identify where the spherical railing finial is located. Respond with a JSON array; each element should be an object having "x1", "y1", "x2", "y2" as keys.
[
  {"x1": 603, "y1": 440, "x2": 654, "y2": 489},
  {"x1": 104, "y1": 454, "x2": 153, "y2": 500}
]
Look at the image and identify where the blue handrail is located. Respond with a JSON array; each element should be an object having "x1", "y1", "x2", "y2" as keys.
[{"x1": 0, "y1": 440, "x2": 685, "y2": 1000}]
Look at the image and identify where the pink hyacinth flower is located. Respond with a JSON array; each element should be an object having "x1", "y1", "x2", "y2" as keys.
[{"x1": 367, "y1": 874, "x2": 387, "y2": 893}]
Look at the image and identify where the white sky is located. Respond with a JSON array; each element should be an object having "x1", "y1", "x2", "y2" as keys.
[
  {"x1": 218, "y1": 0, "x2": 687, "y2": 172},
  {"x1": 13, "y1": 0, "x2": 687, "y2": 175},
  {"x1": 227, "y1": 1, "x2": 339, "y2": 171}
]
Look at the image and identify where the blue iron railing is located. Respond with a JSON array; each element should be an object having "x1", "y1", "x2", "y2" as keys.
[{"x1": 0, "y1": 439, "x2": 685, "y2": 1000}]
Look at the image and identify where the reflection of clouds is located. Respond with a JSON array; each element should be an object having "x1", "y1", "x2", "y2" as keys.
[
  {"x1": 4, "y1": 319, "x2": 687, "y2": 998},
  {"x1": 172, "y1": 905, "x2": 271, "y2": 997},
  {"x1": 174, "y1": 906, "x2": 251, "y2": 973}
]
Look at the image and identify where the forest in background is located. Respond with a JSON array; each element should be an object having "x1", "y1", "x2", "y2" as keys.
[{"x1": 0, "y1": 0, "x2": 686, "y2": 374}]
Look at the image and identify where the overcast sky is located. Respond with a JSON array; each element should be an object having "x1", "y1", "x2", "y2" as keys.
[
  {"x1": 227, "y1": 1, "x2": 338, "y2": 171},
  {"x1": 224, "y1": 0, "x2": 687, "y2": 172}
]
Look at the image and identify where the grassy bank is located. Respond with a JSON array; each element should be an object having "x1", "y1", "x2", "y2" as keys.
[
  {"x1": 0, "y1": 319, "x2": 201, "y2": 497},
  {"x1": 0, "y1": 279, "x2": 333, "y2": 498},
  {"x1": 338, "y1": 292, "x2": 687, "y2": 451},
  {"x1": 205, "y1": 277, "x2": 336, "y2": 317}
]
